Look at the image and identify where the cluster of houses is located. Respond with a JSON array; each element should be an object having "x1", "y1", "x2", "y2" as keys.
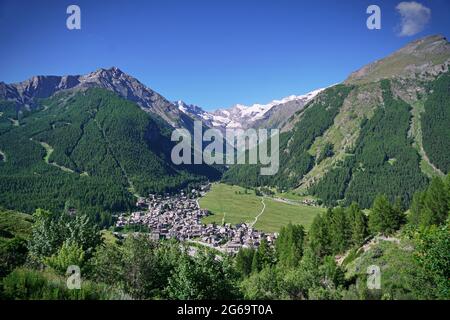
[
  {"x1": 115, "y1": 185, "x2": 277, "y2": 254},
  {"x1": 300, "y1": 198, "x2": 319, "y2": 206}
]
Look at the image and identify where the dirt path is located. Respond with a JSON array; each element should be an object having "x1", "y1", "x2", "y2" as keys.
[
  {"x1": 250, "y1": 197, "x2": 266, "y2": 228},
  {"x1": 35, "y1": 140, "x2": 75, "y2": 173},
  {"x1": 421, "y1": 147, "x2": 445, "y2": 176}
]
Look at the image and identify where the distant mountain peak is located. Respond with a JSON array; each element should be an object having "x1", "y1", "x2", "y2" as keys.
[
  {"x1": 346, "y1": 34, "x2": 450, "y2": 84},
  {"x1": 176, "y1": 88, "x2": 325, "y2": 130},
  {"x1": 0, "y1": 68, "x2": 183, "y2": 127},
  {"x1": 90, "y1": 66, "x2": 125, "y2": 78}
]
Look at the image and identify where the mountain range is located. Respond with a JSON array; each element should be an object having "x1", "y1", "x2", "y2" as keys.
[
  {"x1": 0, "y1": 67, "x2": 323, "y2": 134},
  {"x1": 1, "y1": 34, "x2": 449, "y2": 220},
  {"x1": 0, "y1": 67, "x2": 193, "y2": 129},
  {"x1": 223, "y1": 34, "x2": 450, "y2": 208},
  {"x1": 175, "y1": 88, "x2": 324, "y2": 132}
]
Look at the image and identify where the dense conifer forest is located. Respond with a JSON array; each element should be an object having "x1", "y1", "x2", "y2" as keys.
[
  {"x1": 421, "y1": 72, "x2": 450, "y2": 174},
  {"x1": 0, "y1": 89, "x2": 220, "y2": 226},
  {"x1": 312, "y1": 80, "x2": 429, "y2": 208},
  {"x1": 222, "y1": 85, "x2": 353, "y2": 189}
]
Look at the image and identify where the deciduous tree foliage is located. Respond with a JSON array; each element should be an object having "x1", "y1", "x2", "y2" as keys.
[
  {"x1": 44, "y1": 241, "x2": 85, "y2": 275},
  {"x1": 412, "y1": 222, "x2": 450, "y2": 300},
  {"x1": 165, "y1": 251, "x2": 240, "y2": 300},
  {"x1": 28, "y1": 208, "x2": 101, "y2": 260}
]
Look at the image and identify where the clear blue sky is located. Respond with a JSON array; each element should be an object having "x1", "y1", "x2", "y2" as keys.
[{"x1": 0, "y1": 0, "x2": 449, "y2": 110}]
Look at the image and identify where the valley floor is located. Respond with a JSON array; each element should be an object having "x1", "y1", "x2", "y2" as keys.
[{"x1": 200, "y1": 183, "x2": 325, "y2": 233}]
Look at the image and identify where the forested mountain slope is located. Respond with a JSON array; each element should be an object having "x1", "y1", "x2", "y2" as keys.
[
  {"x1": 421, "y1": 72, "x2": 450, "y2": 174},
  {"x1": 310, "y1": 80, "x2": 428, "y2": 208},
  {"x1": 223, "y1": 84, "x2": 353, "y2": 188},
  {"x1": 0, "y1": 67, "x2": 191, "y2": 128},
  {"x1": 223, "y1": 35, "x2": 450, "y2": 209},
  {"x1": 0, "y1": 89, "x2": 220, "y2": 225}
]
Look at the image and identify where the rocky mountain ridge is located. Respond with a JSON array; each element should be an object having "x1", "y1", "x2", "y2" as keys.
[
  {"x1": 0, "y1": 67, "x2": 183, "y2": 127},
  {"x1": 175, "y1": 88, "x2": 324, "y2": 131}
]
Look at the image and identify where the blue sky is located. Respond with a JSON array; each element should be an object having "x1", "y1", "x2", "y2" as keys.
[{"x1": 0, "y1": 0, "x2": 449, "y2": 110}]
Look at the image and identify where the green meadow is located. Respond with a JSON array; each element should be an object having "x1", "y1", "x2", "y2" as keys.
[{"x1": 200, "y1": 183, "x2": 325, "y2": 233}]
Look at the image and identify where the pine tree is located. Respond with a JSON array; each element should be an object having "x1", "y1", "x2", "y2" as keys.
[
  {"x1": 235, "y1": 248, "x2": 255, "y2": 277},
  {"x1": 251, "y1": 250, "x2": 260, "y2": 273},
  {"x1": 276, "y1": 223, "x2": 305, "y2": 268},
  {"x1": 409, "y1": 191, "x2": 426, "y2": 227},
  {"x1": 308, "y1": 210, "x2": 333, "y2": 258},
  {"x1": 347, "y1": 203, "x2": 368, "y2": 247},
  {"x1": 330, "y1": 207, "x2": 351, "y2": 253},
  {"x1": 392, "y1": 197, "x2": 406, "y2": 227},
  {"x1": 251, "y1": 239, "x2": 274, "y2": 273},
  {"x1": 422, "y1": 177, "x2": 449, "y2": 226},
  {"x1": 369, "y1": 195, "x2": 403, "y2": 235}
]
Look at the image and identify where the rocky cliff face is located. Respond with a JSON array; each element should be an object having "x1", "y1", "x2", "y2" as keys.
[
  {"x1": 0, "y1": 67, "x2": 184, "y2": 127},
  {"x1": 2, "y1": 67, "x2": 325, "y2": 132}
]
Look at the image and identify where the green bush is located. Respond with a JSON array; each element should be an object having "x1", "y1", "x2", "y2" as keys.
[
  {"x1": 44, "y1": 241, "x2": 85, "y2": 275},
  {"x1": 1, "y1": 268, "x2": 110, "y2": 300}
]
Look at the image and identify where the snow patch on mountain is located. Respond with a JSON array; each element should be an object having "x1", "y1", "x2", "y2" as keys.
[{"x1": 176, "y1": 88, "x2": 325, "y2": 130}]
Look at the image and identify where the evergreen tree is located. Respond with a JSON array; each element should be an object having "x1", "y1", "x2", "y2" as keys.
[
  {"x1": 251, "y1": 239, "x2": 274, "y2": 273},
  {"x1": 422, "y1": 177, "x2": 449, "y2": 226},
  {"x1": 446, "y1": 174, "x2": 450, "y2": 212},
  {"x1": 368, "y1": 195, "x2": 404, "y2": 235},
  {"x1": 308, "y1": 210, "x2": 333, "y2": 258},
  {"x1": 275, "y1": 223, "x2": 305, "y2": 268},
  {"x1": 445, "y1": 174, "x2": 450, "y2": 195},
  {"x1": 409, "y1": 177, "x2": 450, "y2": 228},
  {"x1": 235, "y1": 248, "x2": 255, "y2": 278},
  {"x1": 330, "y1": 207, "x2": 351, "y2": 253},
  {"x1": 316, "y1": 142, "x2": 334, "y2": 164},
  {"x1": 409, "y1": 191, "x2": 426, "y2": 227},
  {"x1": 347, "y1": 203, "x2": 368, "y2": 247}
]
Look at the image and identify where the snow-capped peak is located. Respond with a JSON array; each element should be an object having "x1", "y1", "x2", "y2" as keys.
[
  {"x1": 223, "y1": 88, "x2": 325, "y2": 123},
  {"x1": 176, "y1": 87, "x2": 325, "y2": 130}
]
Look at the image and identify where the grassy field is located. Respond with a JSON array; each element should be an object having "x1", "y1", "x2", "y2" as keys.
[
  {"x1": 35, "y1": 140, "x2": 76, "y2": 174},
  {"x1": 200, "y1": 183, "x2": 325, "y2": 233},
  {"x1": 254, "y1": 198, "x2": 324, "y2": 232},
  {"x1": 0, "y1": 208, "x2": 33, "y2": 242}
]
